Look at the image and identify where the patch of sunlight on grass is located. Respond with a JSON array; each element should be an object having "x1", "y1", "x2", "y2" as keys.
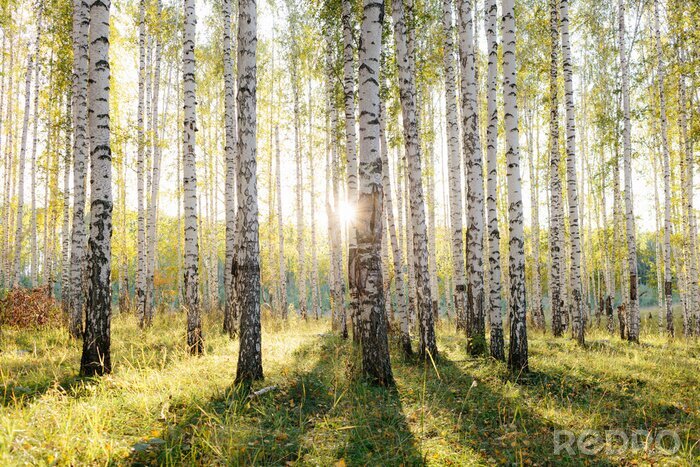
[{"x1": 0, "y1": 308, "x2": 698, "y2": 465}]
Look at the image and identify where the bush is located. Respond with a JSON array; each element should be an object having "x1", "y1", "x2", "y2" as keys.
[{"x1": 0, "y1": 286, "x2": 63, "y2": 329}]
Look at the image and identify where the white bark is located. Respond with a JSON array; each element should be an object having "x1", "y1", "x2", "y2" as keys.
[
  {"x1": 30, "y1": 9, "x2": 43, "y2": 287},
  {"x1": 355, "y1": 0, "x2": 393, "y2": 386},
  {"x1": 485, "y1": 0, "x2": 504, "y2": 360},
  {"x1": 618, "y1": 0, "x2": 639, "y2": 342},
  {"x1": 182, "y1": 0, "x2": 202, "y2": 354},
  {"x1": 136, "y1": 0, "x2": 147, "y2": 325},
  {"x1": 503, "y1": 0, "x2": 528, "y2": 373},
  {"x1": 234, "y1": 0, "x2": 263, "y2": 383},
  {"x1": 80, "y1": 0, "x2": 112, "y2": 376},
  {"x1": 12, "y1": 53, "x2": 34, "y2": 288},
  {"x1": 560, "y1": 0, "x2": 584, "y2": 345},
  {"x1": 458, "y1": 0, "x2": 486, "y2": 354},
  {"x1": 223, "y1": 0, "x2": 238, "y2": 335},
  {"x1": 392, "y1": 0, "x2": 437, "y2": 359}
]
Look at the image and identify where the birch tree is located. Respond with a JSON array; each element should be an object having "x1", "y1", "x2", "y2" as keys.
[
  {"x1": 457, "y1": 0, "x2": 486, "y2": 355},
  {"x1": 342, "y1": 0, "x2": 359, "y2": 336},
  {"x1": 392, "y1": 0, "x2": 437, "y2": 359},
  {"x1": 135, "y1": 0, "x2": 147, "y2": 325},
  {"x1": 355, "y1": 0, "x2": 394, "y2": 386},
  {"x1": 182, "y1": 0, "x2": 202, "y2": 354},
  {"x1": 223, "y1": 0, "x2": 238, "y2": 335},
  {"x1": 234, "y1": 0, "x2": 263, "y2": 384},
  {"x1": 485, "y1": 0, "x2": 504, "y2": 360},
  {"x1": 654, "y1": 0, "x2": 673, "y2": 337},
  {"x1": 548, "y1": 0, "x2": 565, "y2": 337},
  {"x1": 442, "y1": 0, "x2": 467, "y2": 333},
  {"x1": 560, "y1": 0, "x2": 584, "y2": 345},
  {"x1": 503, "y1": 0, "x2": 528, "y2": 373},
  {"x1": 80, "y1": 0, "x2": 112, "y2": 376},
  {"x1": 618, "y1": 0, "x2": 639, "y2": 343}
]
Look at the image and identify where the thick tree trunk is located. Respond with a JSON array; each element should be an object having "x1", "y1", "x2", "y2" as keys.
[
  {"x1": 503, "y1": 0, "x2": 528, "y2": 374},
  {"x1": 485, "y1": 0, "x2": 504, "y2": 360},
  {"x1": 392, "y1": 0, "x2": 437, "y2": 360},
  {"x1": 234, "y1": 0, "x2": 263, "y2": 384},
  {"x1": 380, "y1": 101, "x2": 412, "y2": 356},
  {"x1": 560, "y1": 0, "x2": 584, "y2": 345},
  {"x1": 355, "y1": 0, "x2": 394, "y2": 386},
  {"x1": 618, "y1": 0, "x2": 639, "y2": 343},
  {"x1": 457, "y1": 0, "x2": 486, "y2": 355},
  {"x1": 80, "y1": 0, "x2": 112, "y2": 377},
  {"x1": 182, "y1": 0, "x2": 202, "y2": 355}
]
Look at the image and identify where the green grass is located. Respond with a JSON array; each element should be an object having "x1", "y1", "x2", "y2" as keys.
[{"x1": 0, "y1": 311, "x2": 698, "y2": 465}]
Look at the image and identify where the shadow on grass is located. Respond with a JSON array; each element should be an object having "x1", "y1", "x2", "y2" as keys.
[{"x1": 125, "y1": 334, "x2": 422, "y2": 466}]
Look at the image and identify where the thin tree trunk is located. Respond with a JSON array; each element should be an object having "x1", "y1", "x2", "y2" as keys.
[
  {"x1": 560, "y1": 0, "x2": 584, "y2": 345},
  {"x1": 145, "y1": 0, "x2": 163, "y2": 326},
  {"x1": 135, "y1": 0, "x2": 147, "y2": 325},
  {"x1": 12, "y1": 54, "x2": 35, "y2": 288},
  {"x1": 380, "y1": 100, "x2": 412, "y2": 356},
  {"x1": 80, "y1": 0, "x2": 112, "y2": 377},
  {"x1": 62, "y1": 97, "x2": 72, "y2": 314},
  {"x1": 392, "y1": 0, "x2": 437, "y2": 360},
  {"x1": 485, "y1": 0, "x2": 504, "y2": 360},
  {"x1": 503, "y1": 0, "x2": 528, "y2": 374},
  {"x1": 443, "y1": 0, "x2": 466, "y2": 333},
  {"x1": 458, "y1": 0, "x2": 486, "y2": 355},
  {"x1": 342, "y1": 0, "x2": 360, "y2": 338},
  {"x1": 308, "y1": 75, "x2": 320, "y2": 320},
  {"x1": 30, "y1": 10, "x2": 43, "y2": 287},
  {"x1": 618, "y1": 0, "x2": 639, "y2": 343}
]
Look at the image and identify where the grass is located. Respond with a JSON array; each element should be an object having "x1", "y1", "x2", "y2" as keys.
[{"x1": 0, "y1": 310, "x2": 698, "y2": 465}]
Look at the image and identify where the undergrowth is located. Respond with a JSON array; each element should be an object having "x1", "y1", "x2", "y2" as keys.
[{"x1": 0, "y1": 310, "x2": 698, "y2": 465}]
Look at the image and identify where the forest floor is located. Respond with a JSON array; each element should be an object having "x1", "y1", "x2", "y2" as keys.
[{"x1": 0, "y1": 310, "x2": 698, "y2": 466}]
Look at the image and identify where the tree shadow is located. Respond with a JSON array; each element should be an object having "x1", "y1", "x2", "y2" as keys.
[{"x1": 124, "y1": 334, "x2": 422, "y2": 465}]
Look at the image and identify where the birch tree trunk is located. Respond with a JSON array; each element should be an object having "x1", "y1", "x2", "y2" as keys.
[
  {"x1": 342, "y1": 0, "x2": 360, "y2": 337},
  {"x1": 12, "y1": 53, "x2": 34, "y2": 288},
  {"x1": 457, "y1": 0, "x2": 486, "y2": 355},
  {"x1": 485, "y1": 0, "x2": 504, "y2": 360},
  {"x1": 80, "y1": 0, "x2": 112, "y2": 376},
  {"x1": 144, "y1": 0, "x2": 163, "y2": 327},
  {"x1": 308, "y1": 76, "x2": 320, "y2": 320},
  {"x1": 679, "y1": 75, "x2": 700, "y2": 337},
  {"x1": 275, "y1": 126, "x2": 287, "y2": 319},
  {"x1": 136, "y1": 0, "x2": 147, "y2": 326},
  {"x1": 548, "y1": 0, "x2": 565, "y2": 337},
  {"x1": 653, "y1": 0, "x2": 673, "y2": 337},
  {"x1": 30, "y1": 10, "x2": 43, "y2": 287},
  {"x1": 182, "y1": 0, "x2": 203, "y2": 355},
  {"x1": 223, "y1": 0, "x2": 238, "y2": 335},
  {"x1": 560, "y1": 0, "x2": 584, "y2": 345},
  {"x1": 526, "y1": 108, "x2": 544, "y2": 330},
  {"x1": 234, "y1": 0, "x2": 263, "y2": 384},
  {"x1": 355, "y1": 0, "x2": 394, "y2": 386},
  {"x1": 442, "y1": 0, "x2": 467, "y2": 334},
  {"x1": 618, "y1": 0, "x2": 639, "y2": 343},
  {"x1": 392, "y1": 0, "x2": 437, "y2": 359},
  {"x1": 2, "y1": 38, "x2": 14, "y2": 288},
  {"x1": 380, "y1": 100, "x2": 412, "y2": 356},
  {"x1": 62, "y1": 97, "x2": 72, "y2": 313},
  {"x1": 503, "y1": 0, "x2": 528, "y2": 373}
]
